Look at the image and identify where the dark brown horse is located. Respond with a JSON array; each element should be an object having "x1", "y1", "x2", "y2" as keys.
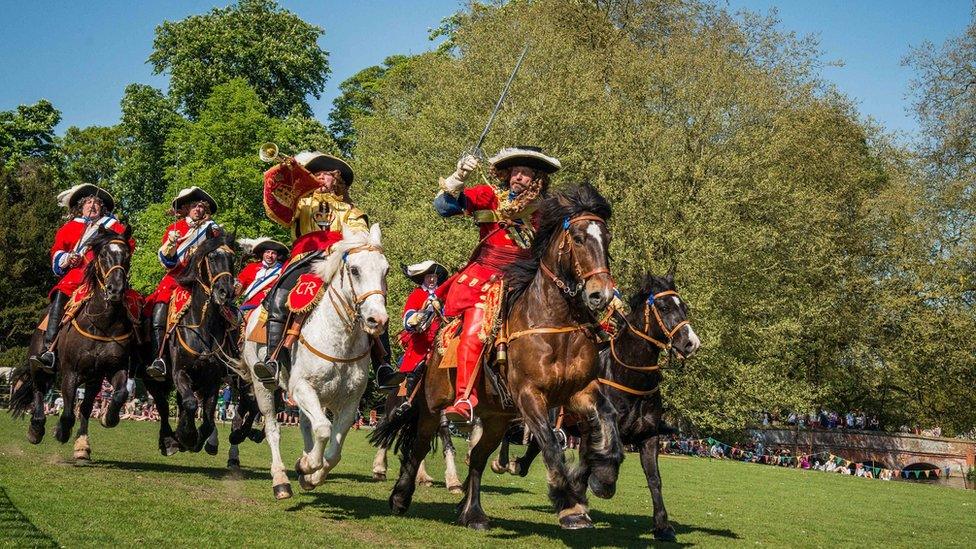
[
  {"x1": 373, "y1": 183, "x2": 623, "y2": 530},
  {"x1": 489, "y1": 271, "x2": 701, "y2": 541},
  {"x1": 10, "y1": 227, "x2": 138, "y2": 461},
  {"x1": 143, "y1": 232, "x2": 237, "y2": 456}
]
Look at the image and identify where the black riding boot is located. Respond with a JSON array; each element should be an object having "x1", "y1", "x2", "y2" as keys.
[
  {"x1": 30, "y1": 290, "x2": 70, "y2": 373},
  {"x1": 254, "y1": 318, "x2": 288, "y2": 387},
  {"x1": 373, "y1": 329, "x2": 403, "y2": 390},
  {"x1": 146, "y1": 302, "x2": 169, "y2": 380}
]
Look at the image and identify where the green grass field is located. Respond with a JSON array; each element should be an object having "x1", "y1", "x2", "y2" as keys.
[{"x1": 0, "y1": 415, "x2": 973, "y2": 548}]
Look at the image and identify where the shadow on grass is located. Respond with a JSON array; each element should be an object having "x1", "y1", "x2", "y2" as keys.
[
  {"x1": 288, "y1": 490, "x2": 738, "y2": 547},
  {"x1": 327, "y1": 472, "x2": 531, "y2": 496},
  {"x1": 91, "y1": 459, "x2": 266, "y2": 481},
  {"x1": 0, "y1": 486, "x2": 60, "y2": 548}
]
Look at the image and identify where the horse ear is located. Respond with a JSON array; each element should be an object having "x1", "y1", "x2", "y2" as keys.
[
  {"x1": 665, "y1": 263, "x2": 676, "y2": 283},
  {"x1": 122, "y1": 224, "x2": 133, "y2": 241},
  {"x1": 369, "y1": 223, "x2": 382, "y2": 247}
]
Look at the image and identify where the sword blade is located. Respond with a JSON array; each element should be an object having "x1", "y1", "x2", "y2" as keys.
[{"x1": 474, "y1": 42, "x2": 530, "y2": 155}]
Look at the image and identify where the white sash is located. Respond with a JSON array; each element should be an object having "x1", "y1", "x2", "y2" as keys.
[
  {"x1": 243, "y1": 263, "x2": 282, "y2": 301},
  {"x1": 174, "y1": 219, "x2": 217, "y2": 261}
]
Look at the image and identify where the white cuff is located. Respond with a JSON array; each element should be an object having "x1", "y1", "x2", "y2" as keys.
[{"x1": 443, "y1": 174, "x2": 465, "y2": 195}]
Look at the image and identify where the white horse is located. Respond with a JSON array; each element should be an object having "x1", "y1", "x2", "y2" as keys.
[{"x1": 235, "y1": 225, "x2": 389, "y2": 499}]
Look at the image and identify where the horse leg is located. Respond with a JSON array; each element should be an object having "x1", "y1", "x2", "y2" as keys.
[
  {"x1": 173, "y1": 369, "x2": 199, "y2": 450},
  {"x1": 570, "y1": 390, "x2": 623, "y2": 500},
  {"x1": 290, "y1": 381, "x2": 330, "y2": 490},
  {"x1": 389, "y1": 405, "x2": 439, "y2": 515},
  {"x1": 54, "y1": 369, "x2": 79, "y2": 444},
  {"x1": 456, "y1": 416, "x2": 507, "y2": 530},
  {"x1": 440, "y1": 414, "x2": 463, "y2": 493},
  {"x1": 101, "y1": 368, "x2": 129, "y2": 428},
  {"x1": 513, "y1": 438, "x2": 542, "y2": 477},
  {"x1": 251, "y1": 379, "x2": 290, "y2": 499},
  {"x1": 309, "y1": 398, "x2": 359, "y2": 487},
  {"x1": 465, "y1": 416, "x2": 483, "y2": 466},
  {"x1": 72, "y1": 379, "x2": 99, "y2": 461},
  {"x1": 145, "y1": 380, "x2": 180, "y2": 456},
  {"x1": 417, "y1": 459, "x2": 434, "y2": 487},
  {"x1": 27, "y1": 371, "x2": 52, "y2": 444},
  {"x1": 195, "y1": 390, "x2": 218, "y2": 454},
  {"x1": 518, "y1": 391, "x2": 591, "y2": 529},
  {"x1": 372, "y1": 445, "x2": 388, "y2": 480},
  {"x1": 641, "y1": 435, "x2": 676, "y2": 542}
]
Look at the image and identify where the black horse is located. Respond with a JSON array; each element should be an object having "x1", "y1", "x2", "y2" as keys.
[
  {"x1": 490, "y1": 271, "x2": 700, "y2": 541},
  {"x1": 10, "y1": 227, "x2": 139, "y2": 461},
  {"x1": 143, "y1": 232, "x2": 238, "y2": 455}
]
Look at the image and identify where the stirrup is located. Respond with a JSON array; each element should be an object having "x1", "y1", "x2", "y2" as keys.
[
  {"x1": 146, "y1": 358, "x2": 167, "y2": 380},
  {"x1": 30, "y1": 351, "x2": 56, "y2": 374},
  {"x1": 445, "y1": 398, "x2": 474, "y2": 424},
  {"x1": 254, "y1": 359, "x2": 279, "y2": 388},
  {"x1": 376, "y1": 364, "x2": 405, "y2": 390}
]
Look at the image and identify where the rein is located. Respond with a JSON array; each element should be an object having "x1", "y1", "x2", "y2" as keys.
[
  {"x1": 71, "y1": 238, "x2": 133, "y2": 344},
  {"x1": 173, "y1": 244, "x2": 237, "y2": 358},
  {"x1": 540, "y1": 214, "x2": 610, "y2": 297},
  {"x1": 599, "y1": 288, "x2": 690, "y2": 396}
]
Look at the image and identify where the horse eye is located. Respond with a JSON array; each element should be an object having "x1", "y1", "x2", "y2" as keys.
[
  {"x1": 572, "y1": 232, "x2": 585, "y2": 244},
  {"x1": 350, "y1": 266, "x2": 360, "y2": 277}
]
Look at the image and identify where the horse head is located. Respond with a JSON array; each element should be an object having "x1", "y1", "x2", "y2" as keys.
[
  {"x1": 84, "y1": 225, "x2": 132, "y2": 303},
  {"x1": 628, "y1": 268, "x2": 701, "y2": 359},
  {"x1": 176, "y1": 229, "x2": 237, "y2": 307},
  {"x1": 535, "y1": 183, "x2": 614, "y2": 311},
  {"x1": 312, "y1": 224, "x2": 389, "y2": 337}
]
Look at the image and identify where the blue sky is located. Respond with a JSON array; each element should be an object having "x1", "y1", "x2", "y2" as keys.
[{"x1": 0, "y1": 1, "x2": 970, "y2": 137}]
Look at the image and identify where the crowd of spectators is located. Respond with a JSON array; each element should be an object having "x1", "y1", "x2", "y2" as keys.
[{"x1": 760, "y1": 410, "x2": 881, "y2": 431}]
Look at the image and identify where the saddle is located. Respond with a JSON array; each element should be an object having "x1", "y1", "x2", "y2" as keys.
[
  {"x1": 243, "y1": 273, "x2": 322, "y2": 345},
  {"x1": 167, "y1": 286, "x2": 193, "y2": 331},
  {"x1": 37, "y1": 285, "x2": 143, "y2": 332}
]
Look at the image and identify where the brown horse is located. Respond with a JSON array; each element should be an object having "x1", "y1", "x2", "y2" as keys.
[
  {"x1": 373, "y1": 183, "x2": 622, "y2": 530},
  {"x1": 10, "y1": 227, "x2": 138, "y2": 461},
  {"x1": 142, "y1": 232, "x2": 238, "y2": 455},
  {"x1": 490, "y1": 271, "x2": 701, "y2": 541}
]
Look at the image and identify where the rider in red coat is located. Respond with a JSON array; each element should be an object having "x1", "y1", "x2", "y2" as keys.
[
  {"x1": 31, "y1": 184, "x2": 134, "y2": 373},
  {"x1": 236, "y1": 238, "x2": 287, "y2": 312},
  {"x1": 397, "y1": 261, "x2": 449, "y2": 391},
  {"x1": 433, "y1": 146, "x2": 561, "y2": 422},
  {"x1": 145, "y1": 186, "x2": 222, "y2": 380}
]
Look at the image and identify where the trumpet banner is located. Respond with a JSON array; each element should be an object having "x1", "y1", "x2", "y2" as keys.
[{"x1": 263, "y1": 161, "x2": 320, "y2": 227}]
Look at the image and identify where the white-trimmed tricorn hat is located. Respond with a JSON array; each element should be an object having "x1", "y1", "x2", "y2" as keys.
[
  {"x1": 57, "y1": 184, "x2": 116, "y2": 212},
  {"x1": 489, "y1": 146, "x2": 561, "y2": 174},
  {"x1": 294, "y1": 151, "x2": 355, "y2": 185},
  {"x1": 240, "y1": 237, "x2": 289, "y2": 259},
  {"x1": 171, "y1": 186, "x2": 218, "y2": 214},
  {"x1": 401, "y1": 260, "x2": 449, "y2": 286}
]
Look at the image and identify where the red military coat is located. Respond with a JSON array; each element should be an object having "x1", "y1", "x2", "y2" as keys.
[
  {"x1": 398, "y1": 286, "x2": 448, "y2": 373},
  {"x1": 434, "y1": 184, "x2": 540, "y2": 317},
  {"x1": 49, "y1": 216, "x2": 132, "y2": 298},
  {"x1": 237, "y1": 260, "x2": 283, "y2": 311},
  {"x1": 148, "y1": 217, "x2": 220, "y2": 305}
]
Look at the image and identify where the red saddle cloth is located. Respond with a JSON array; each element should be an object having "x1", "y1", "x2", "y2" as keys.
[{"x1": 286, "y1": 273, "x2": 325, "y2": 313}]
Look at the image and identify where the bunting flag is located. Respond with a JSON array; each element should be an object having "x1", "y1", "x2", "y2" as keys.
[{"x1": 682, "y1": 436, "x2": 953, "y2": 483}]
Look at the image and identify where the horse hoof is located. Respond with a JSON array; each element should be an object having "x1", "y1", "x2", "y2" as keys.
[
  {"x1": 228, "y1": 431, "x2": 246, "y2": 445},
  {"x1": 490, "y1": 460, "x2": 506, "y2": 474},
  {"x1": 653, "y1": 527, "x2": 677, "y2": 542},
  {"x1": 589, "y1": 478, "x2": 616, "y2": 499},
  {"x1": 559, "y1": 513, "x2": 594, "y2": 530},
  {"x1": 73, "y1": 453, "x2": 91, "y2": 463},
  {"x1": 297, "y1": 474, "x2": 316, "y2": 491},
  {"x1": 205, "y1": 442, "x2": 219, "y2": 456},
  {"x1": 295, "y1": 457, "x2": 312, "y2": 476},
  {"x1": 227, "y1": 458, "x2": 241, "y2": 469},
  {"x1": 465, "y1": 519, "x2": 490, "y2": 531},
  {"x1": 389, "y1": 493, "x2": 410, "y2": 515},
  {"x1": 372, "y1": 472, "x2": 387, "y2": 481},
  {"x1": 419, "y1": 479, "x2": 434, "y2": 487},
  {"x1": 248, "y1": 429, "x2": 266, "y2": 443},
  {"x1": 27, "y1": 426, "x2": 44, "y2": 445},
  {"x1": 273, "y1": 483, "x2": 293, "y2": 500},
  {"x1": 448, "y1": 485, "x2": 463, "y2": 495}
]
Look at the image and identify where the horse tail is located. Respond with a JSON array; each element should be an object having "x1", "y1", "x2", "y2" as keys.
[
  {"x1": 368, "y1": 394, "x2": 420, "y2": 458},
  {"x1": 8, "y1": 365, "x2": 35, "y2": 418}
]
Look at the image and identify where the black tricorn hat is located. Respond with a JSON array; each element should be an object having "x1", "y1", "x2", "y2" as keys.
[{"x1": 401, "y1": 260, "x2": 449, "y2": 286}]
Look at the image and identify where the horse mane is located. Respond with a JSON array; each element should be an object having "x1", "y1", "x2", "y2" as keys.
[
  {"x1": 174, "y1": 231, "x2": 234, "y2": 287},
  {"x1": 82, "y1": 226, "x2": 131, "y2": 290},
  {"x1": 503, "y1": 182, "x2": 612, "y2": 310},
  {"x1": 311, "y1": 225, "x2": 383, "y2": 284}
]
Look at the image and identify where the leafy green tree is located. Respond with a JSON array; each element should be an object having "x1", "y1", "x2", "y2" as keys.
[
  {"x1": 0, "y1": 161, "x2": 63, "y2": 368},
  {"x1": 60, "y1": 125, "x2": 123, "y2": 191},
  {"x1": 348, "y1": 0, "x2": 911, "y2": 431},
  {"x1": 0, "y1": 100, "x2": 61, "y2": 171},
  {"x1": 129, "y1": 79, "x2": 335, "y2": 292},
  {"x1": 114, "y1": 84, "x2": 183, "y2": 216},
  {"x1": 149, "y1": 0, "x2": 330, "y2": 119},
  {"x1": 328, "y1": 55, "x2": 412, "y2": 155}
]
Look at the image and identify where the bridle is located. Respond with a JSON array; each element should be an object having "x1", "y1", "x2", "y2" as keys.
[
  {"x1": 608, "y1": 289, "x2": 691, "y2": 372},
  {"x1": 93, "y1": 239, "x2": 130, "y2": 292},
  {"x1": 327, "y1": 244, "x2": 387, "y2": 331},
  {"x1": 539, "y1": 214, "x2": 611, "y2": 297},
  {"x1": 197, "y1": 245, "x2": 235, "y2": 296}
]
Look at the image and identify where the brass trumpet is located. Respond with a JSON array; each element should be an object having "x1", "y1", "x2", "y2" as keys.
[{"x1": 258, "y1": 142, "x2": 288, "y2": 163}]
